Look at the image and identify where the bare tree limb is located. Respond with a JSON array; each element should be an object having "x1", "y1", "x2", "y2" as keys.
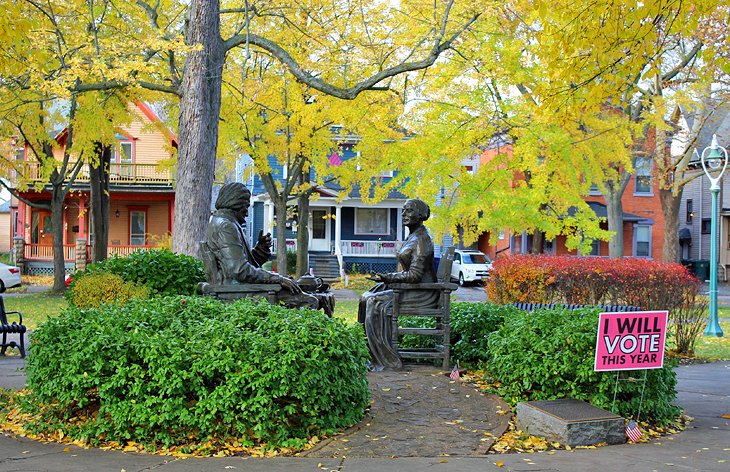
[{"x1": 223, "y1": 13, "x2": 481, "y2": 100}]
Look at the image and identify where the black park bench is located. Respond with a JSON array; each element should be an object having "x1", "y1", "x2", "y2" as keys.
[{"x1": 1, "y1": 296, "x2": 26, "y2": 358}]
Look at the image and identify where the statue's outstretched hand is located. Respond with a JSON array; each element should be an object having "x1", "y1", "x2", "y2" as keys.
[
  {"x1": 280, "y1": 277, "x2": 303, "y2": 294},
  {"x1": 367, "y1": 273, "x2": 385, "y2": 283},
  {"x1": 256, "y1": 230, "x2": 273, "y2": 250}
]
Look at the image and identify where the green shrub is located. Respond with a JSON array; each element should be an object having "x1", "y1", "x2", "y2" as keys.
[
  {"x1": 24, "y1": 296, "x2": 370, "y2": 449},
  {"x1": 65, "y1": 272, "x2": 150, "y2": 308},
  {"x1": 450, "y1": 302, "x2": 515, "y2": 365},
  {"x1": 487, "y1": 307, "x2": 681, "y2": 424},
  {"x1": 77, "y1": 249, "x2": 205, "y2": 296}
]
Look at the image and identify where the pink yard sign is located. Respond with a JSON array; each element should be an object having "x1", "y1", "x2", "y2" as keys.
[{"x1": 594, "y1": 311, "x2": 668, "y2": 371}]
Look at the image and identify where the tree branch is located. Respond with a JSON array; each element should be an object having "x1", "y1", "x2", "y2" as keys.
[
  {"x1": 0, "y1": 179, "x2": 51, "y2": 210},
  {"x1": 223, "y1": 13, "x2": 481, "y2": 100}
]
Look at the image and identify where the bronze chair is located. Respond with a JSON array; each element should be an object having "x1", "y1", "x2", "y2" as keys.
[{"x1": 389, "y1": 246, "x2": 457, "y2": 368}]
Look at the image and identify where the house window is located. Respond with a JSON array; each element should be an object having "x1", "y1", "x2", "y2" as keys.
[
  {"x1": 130, "y1": 209, "x2": 146, "y2": 245},
  {"x1": 355, "y1": 208, "x2": 389, "y2": 235},
  {"x1": 113, "y1": 140, "x2": 134, "y2": 177},
  {"x1": 589, "y1": 183, "x2": 602, "y2": 195},
  {"x1": 701, "y1": 218, "x2": 711, "y2": 235},
  {"x1": 686, "y1": 199, "x2": 693, "y2": 224},
  {"x1": 633, "y1": 224, "x2": 652, "y2": 258},
  {"x1": 634, "y1": 158, "x2": 653, "y2": 195},
  {"x1": 589, "y1": 239, "x2": 600, "y2": 256}
]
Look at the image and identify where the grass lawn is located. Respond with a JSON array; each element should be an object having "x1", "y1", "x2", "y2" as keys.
[
  {"x1": 334, "y1": 299, "x2": 359, "y2": 324},
  {"x1": 3, "y1": 293, "x2": 68, "y2": 330}
]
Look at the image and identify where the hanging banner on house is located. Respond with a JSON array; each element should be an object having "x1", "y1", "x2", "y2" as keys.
[{"x1": 594, "y1": 311, "x2": 668, "y2": 371}]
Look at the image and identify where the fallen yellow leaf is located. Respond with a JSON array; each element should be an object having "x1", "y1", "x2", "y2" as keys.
[{"x1": 495, "y1": 461, "x2": 504, "y2": 467}]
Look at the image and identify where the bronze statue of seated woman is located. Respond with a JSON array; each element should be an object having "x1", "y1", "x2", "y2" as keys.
[{"x1": 358, "y1": 198, "x2": 439, "y2": 370}]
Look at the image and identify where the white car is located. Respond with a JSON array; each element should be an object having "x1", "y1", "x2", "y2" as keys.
[
  {"x1": 451, "y1": 249, "x2": 492, "y2": 286},
  {"x1": 0, "y1": 262, "x2": 22, "y2": 292}
]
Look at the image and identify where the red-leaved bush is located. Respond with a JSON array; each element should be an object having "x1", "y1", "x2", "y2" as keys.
[{"x1": 486, "y1": 255, "x2": 698, "y2": 308}]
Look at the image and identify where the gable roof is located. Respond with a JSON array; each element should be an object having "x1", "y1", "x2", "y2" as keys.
[{"x1": 567, "y1": 201, "x2": 643, "y2": 222}]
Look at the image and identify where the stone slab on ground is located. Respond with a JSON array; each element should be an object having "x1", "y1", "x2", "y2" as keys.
[
  {"x1": 300, "y1": 366, "x2": 511, "y2": 458},
  {"x1": 516, "y1": 399, "x2": 626, "y2": 446}
]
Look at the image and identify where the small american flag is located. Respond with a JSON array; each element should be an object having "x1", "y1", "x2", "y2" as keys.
[
  {"x1": 626, "y1": 419, "x2": 642, "y2": 442},
  {"x1": 449, "y1": 363, "x2": 460, "y2": 381}
]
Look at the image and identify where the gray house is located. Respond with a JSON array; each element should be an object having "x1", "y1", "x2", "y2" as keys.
[{"x1": 679, "y1": 105, "x2": 730, "y2": 279}]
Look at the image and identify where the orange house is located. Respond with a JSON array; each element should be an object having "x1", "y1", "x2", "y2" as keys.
[
  {"x1": 11, "y1": 102, "x2": 176, "y2": 274},
  {"x1": 476, "y1": 140, "x2": 664, "y2": 260}
]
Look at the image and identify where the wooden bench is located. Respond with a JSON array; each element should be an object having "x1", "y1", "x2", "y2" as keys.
[
  {"x1": 512, "y1": 302, "x2": 642, "y2": 312},
  {"x1": 1, "y1": 296, "x2": 26, "y2": 358},
  {"x1": 390, "y1": 246, "x2": 458, "y2": 368}
]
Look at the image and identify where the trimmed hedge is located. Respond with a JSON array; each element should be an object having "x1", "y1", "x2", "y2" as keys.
[
  {"x1": 72, "y1": 249, "x2": 205, "y2": 296},
  {"x1": 487, "y1": 306, "x2": 680, "y2": 424},
  {"x1": 450, "y1": 302, "x2": 519, "y2": 364},
  {"x1": 24, "y1": 297, "x2": 370, "y2": 449}
]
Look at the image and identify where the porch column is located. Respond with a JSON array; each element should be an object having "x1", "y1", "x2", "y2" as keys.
[
  {"x1": 334, "y1": 205, "x2": 342, "y2": 256},
  {"x1": 396, "y1": 206, "x2": 403, "y2": 240},
  {"x1": 13, "y1": 237, "x2": 25, "y2": 272},
  {"x1": 75, "y1": 238, "x2": 87, "y2": 271},
  {"x1": 264, "y1": 202, "x2": 274, "y2": 233},
  {"x1": 78, "y1": 196, "x2": 86, "y2": 239}
]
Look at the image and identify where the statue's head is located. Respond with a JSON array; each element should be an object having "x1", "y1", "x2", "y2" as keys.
[
  {"x1": 216, "y1": 182, "x2": 251, "y2": 223},
  {"x1": 403, "y1": 198, "x2": 430, "y2": 225}
]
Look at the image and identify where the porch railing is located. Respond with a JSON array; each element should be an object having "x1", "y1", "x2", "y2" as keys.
[
  {"x1": 24, "y1": 244, "x2": 156, "y2": 262},
  {"x1": 19, "y1": 162, "x2": 173, "y2": 186},
  {"x1": 340, "y1": 240, "x2": 401, "y2": 257},
  {"x1": 272, "y1": 239, "x2": 401, "y2": 257},
  {"x1": 25, "y1": 244, "x2": 76, "y2": 261}
]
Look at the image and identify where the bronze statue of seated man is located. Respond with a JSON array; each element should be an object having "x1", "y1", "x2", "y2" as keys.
[{"x1": 202, "y1": 182, "x2": 334, "y2": 315}]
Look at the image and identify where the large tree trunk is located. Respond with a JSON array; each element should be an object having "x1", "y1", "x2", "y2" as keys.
[
  {"x1": 530, "y1": 229, "x2": 543, "y2": 254},
  {"x1": 50, "y1": 177, "x2": 66, "y2": 291},
  {"x1": 660, "y1": 187, "x2": 682, "y2": 263},
  {"x1": 274, "y1": 195, "x2": 288, "y2": 275},
  {"x1": 89, "y1": 145, "x2": 111, "y2": 263},
  {"x1": 295, "y1": 199, "x2": 310, "y2": 276},
  {"x1": 296, "y1": 168, "x2": 311, "y2": 276},
  {"x1": 603, "y1": 186, "x2": 625, "y2": 257},
  {"x1": 172, "y1": 0, "x2": 225, "y2": 256}
]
